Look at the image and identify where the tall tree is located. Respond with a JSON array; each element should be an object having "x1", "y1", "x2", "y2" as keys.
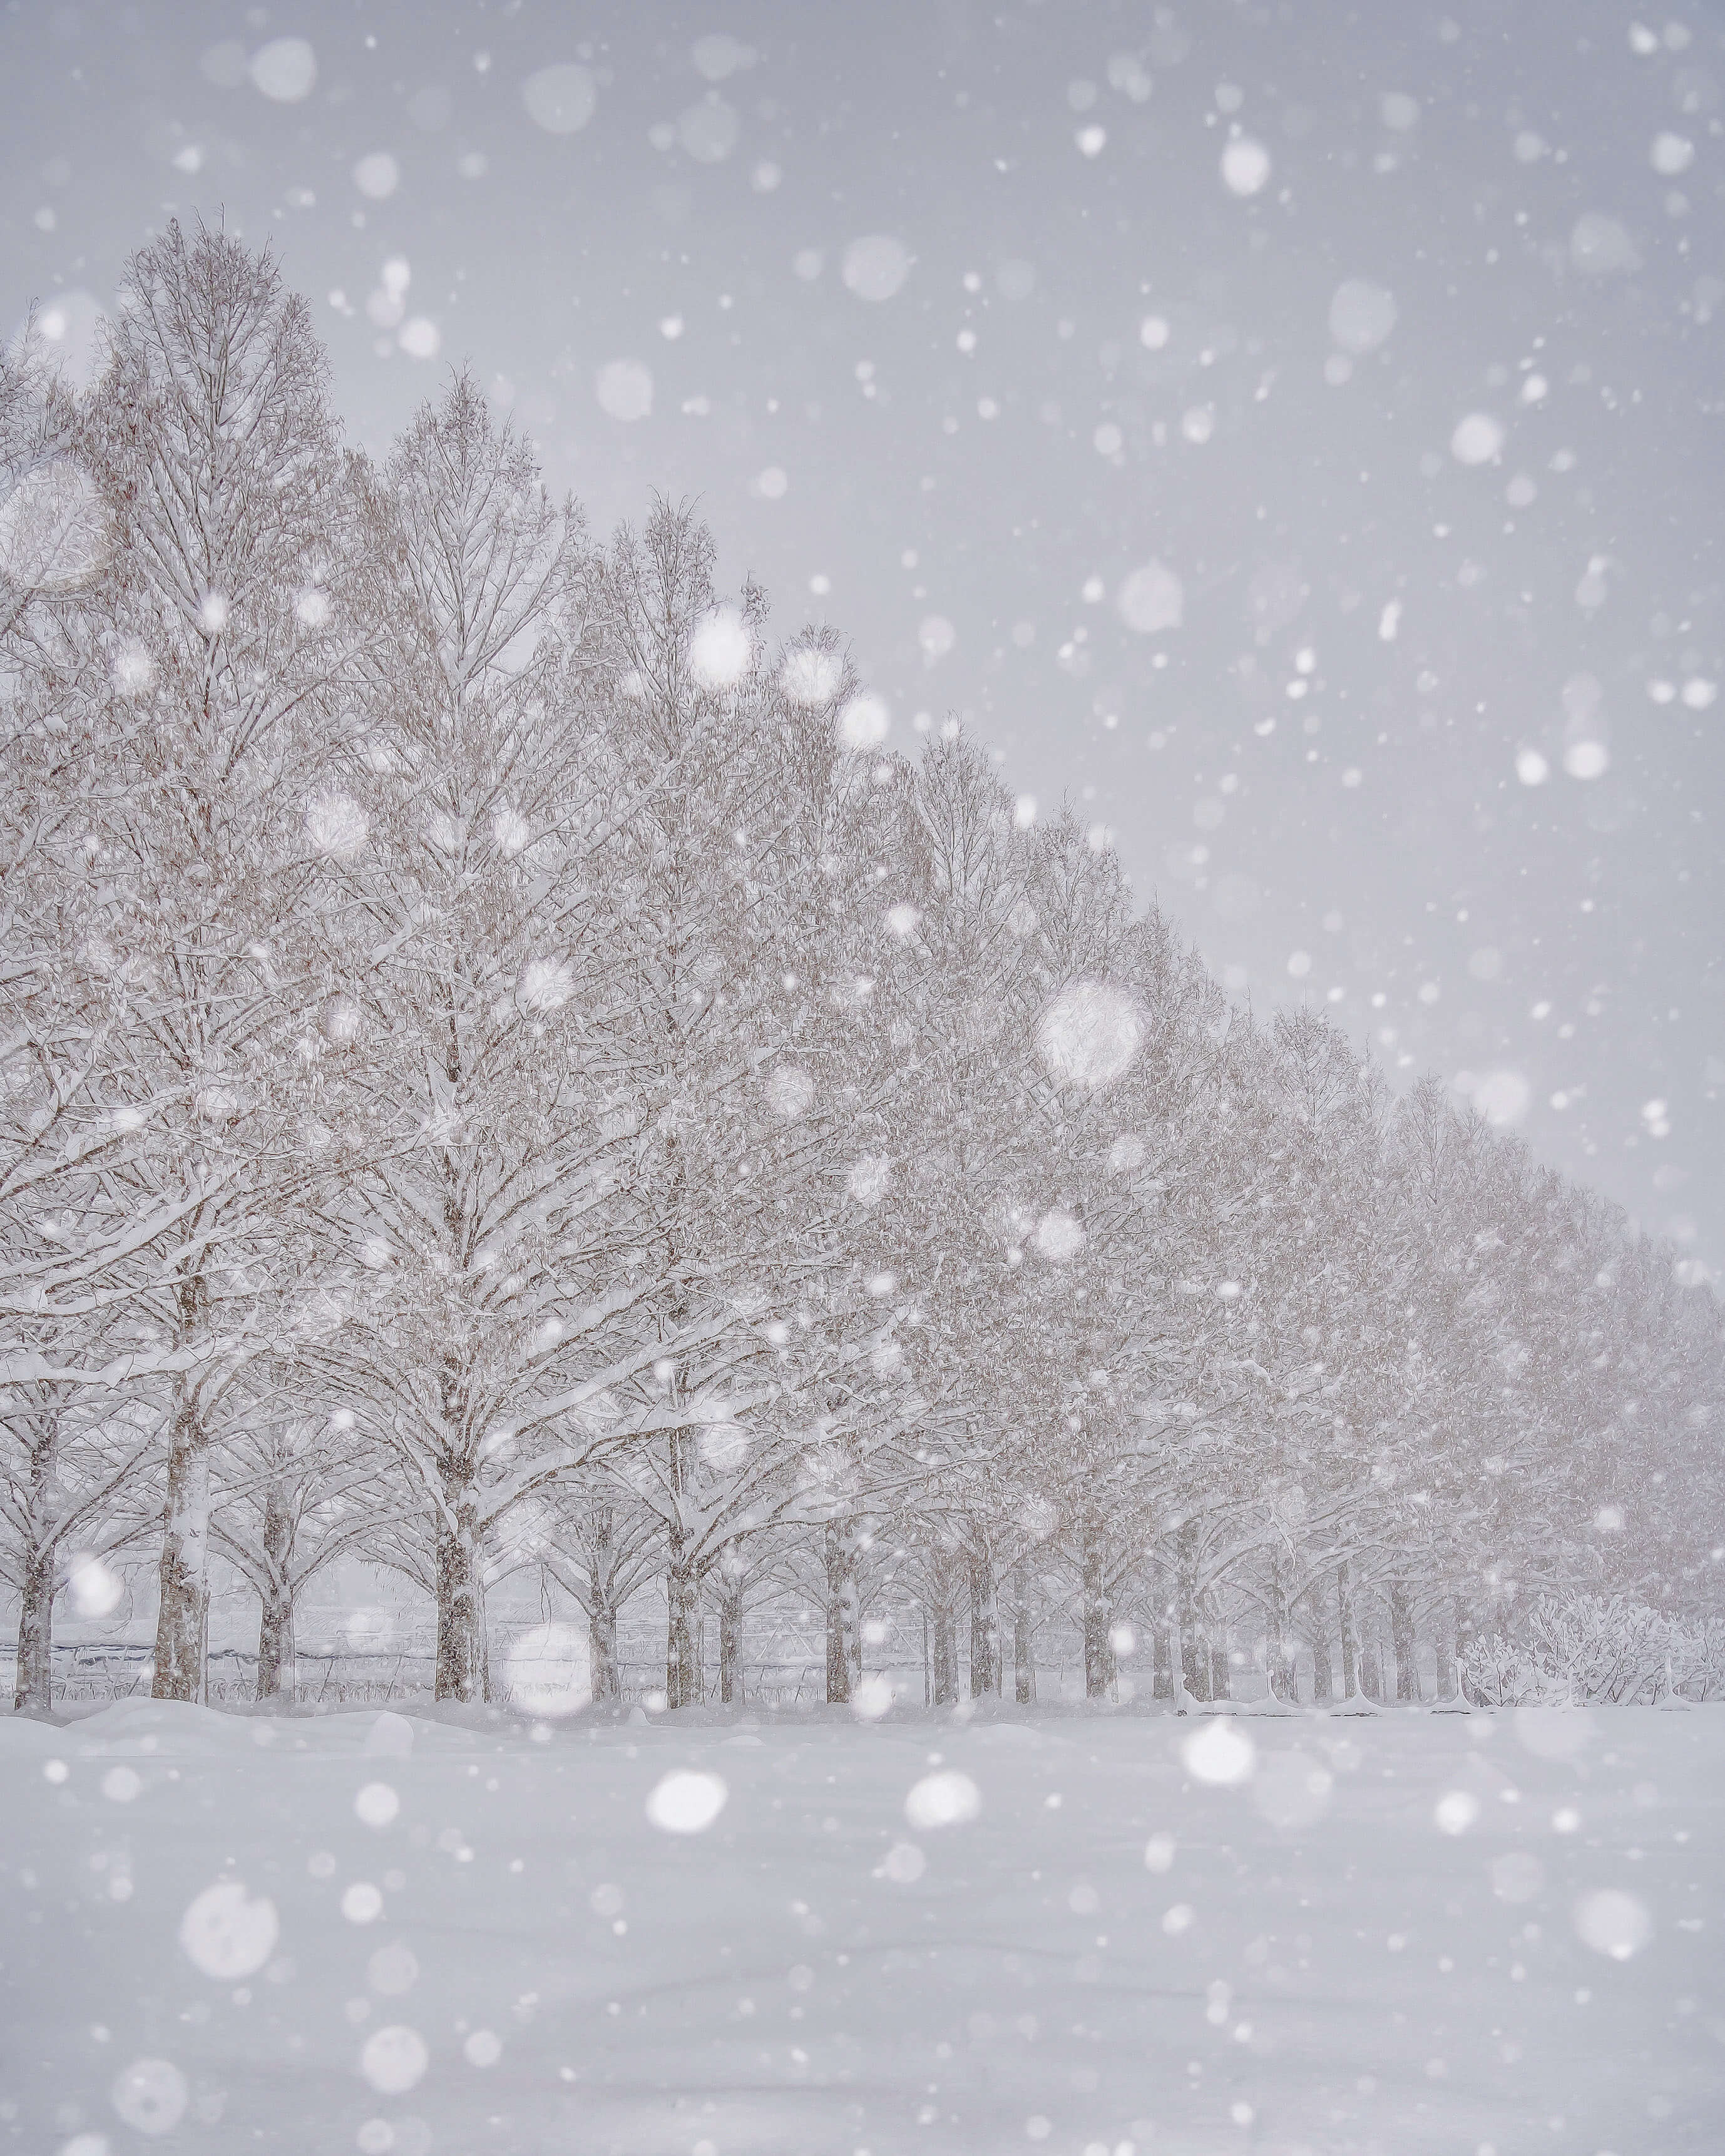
[{"x1": 24, "y1": 225, "x2": 359, "y2": 1701}]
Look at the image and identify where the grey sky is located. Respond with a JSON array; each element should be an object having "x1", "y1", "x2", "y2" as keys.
[{"x1": 6, "y1": 0, "x2": 1721, "y2": 1274}]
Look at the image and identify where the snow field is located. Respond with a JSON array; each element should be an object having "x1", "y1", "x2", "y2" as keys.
[{"x1": 2, "y1": 1701, "x2": 1720, "y2": 2155}]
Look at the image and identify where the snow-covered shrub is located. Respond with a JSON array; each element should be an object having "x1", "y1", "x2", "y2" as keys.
[
  {"x1": 1680, "y1": 1617, "x2": 1725, "y2": 1702},
  {"x1": 1462, "y1": 1593, "x2": 1724, "y2": 1706},
  {"x1": 1459, "y1": 1631, "x2": 1547, "y2": 1708}
]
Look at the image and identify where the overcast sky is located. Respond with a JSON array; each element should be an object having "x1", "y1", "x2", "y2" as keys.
[{"x1": 5, "y1": 0, "x2": 1721, "y2": 1277}]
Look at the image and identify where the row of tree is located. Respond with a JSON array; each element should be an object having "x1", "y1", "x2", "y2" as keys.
[{"x1": 3, "y1": 226, "x2": 1720, "y2": 1716}]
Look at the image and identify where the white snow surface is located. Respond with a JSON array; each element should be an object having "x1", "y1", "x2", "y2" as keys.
[{"x1": 3, "y1": 1700, "x2": 1720, "y2": 2153}]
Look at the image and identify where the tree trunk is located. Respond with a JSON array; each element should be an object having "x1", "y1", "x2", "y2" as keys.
[
  {"x1": 153, "y1": 1392, "x2": 211, "y2": 1704},
  {"x1": 1012, "y1": 1568, "x2": 1034, "y2": 1705},
  {"x1": 719, "y1": 1581, "x2": 744, "y2": 1705},
  {"x1": 824, "y1": 1518, "x2": 857, "y2": 1704},
  {"x1": 1309, "y1": 1599, "x2": 1334, "y2": 1702},
  {"x1": 1435, "y1": 1598, "x2": 1460, "y2": 1703},
  {"x1": 253, "y1": 1486, "x2": 295, "y2": 1704},
  {"x1": 1169, "y1": 1597, "x2": 1201, "y2": 1709},
  {"x1": 1266, "y1": 1548, "x2": 1290, "y2": 1701},
  {"x1": 1209, "y1": 1635, "x2": 1231, "y2": 1702},
  {"x1": 14, "y1": 1408, "x2": 59, "y2": 1714},
  {"x1": 1152, "y1": 1616, "x2": 1172, "y2": 1700},
  {"x1": 435, "y1": 1501, "x2": 486, "y2": 1702},
  {"x1": 1390, "y1": 1580, "x2": 1419, "y2": 1703},
  {"x1": 665, "y1": 1546, "x2": 700, "y2": 1709},
  {"x1": 1170, "y1": 1525, "x2": 1200, "y2": 1709},
  {"x1": 968, "y1": 1540, "x2": 999, "y2": 1698},
  {"x1": 931, "y1": 1591, "x2": 958, "y2": 1705},
  {"x1": 585, "y1": 1505, "x2": 622, "y2": 1704},
  {"x1": 1458, "y1": 1597, "x2": 1485, "y2": 1704},
  {"x1": 1080, "y1": 1529, "x2": 1115, "y2": 1700},
  {"x1": 255, "y1": 1578, "x2": 295, "y2": 1704},
  {"x1": 1337, "y1": 1560, "x2": 1360, "y2": 1700},
  {"x1": 588, "y1": 1593, "x2": 620, "y2": 1705},
  {"x1": 14, "y1": 1543, "x2": 55, "y2": 1714}
]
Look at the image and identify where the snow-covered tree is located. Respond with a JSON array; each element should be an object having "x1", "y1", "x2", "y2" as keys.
[
  {"x1": 210, "y1": 1387, "x2": 402, "y2": 1703},
  {"x1": 1, "y1": 1381, "x2": 153, "y2": 1710},
  {"x1": 6, "y1": 225, "x2": 361, "y2": 1702},
  {"x1": 3, "y1": 241, "x2": 1718, "y2": 1712}
]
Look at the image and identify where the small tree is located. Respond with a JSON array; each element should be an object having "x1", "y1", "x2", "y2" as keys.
[
  {"x1": 0, "y1": 1381, "x2": 153, "y2": 1709},
  {"x1": 211, "y1": 1387, "x2": 403, "y2": 1703}
]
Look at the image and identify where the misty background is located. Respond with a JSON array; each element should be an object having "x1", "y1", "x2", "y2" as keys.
[{"x1": 4, "y1": 0, "x2": 1719, "y2": 1275}]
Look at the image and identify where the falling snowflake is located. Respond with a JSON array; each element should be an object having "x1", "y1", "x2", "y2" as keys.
[
  {"x1": 517, "y1": 957, "x2": 576, "y2": 1013},
  {"x1": 646, "y1": 1770, "x2": 729, "y2": 1833},
  {"x1": 841, "y1": 235, "x2": 911, "y2": 302},
  {"x1": 767, "y1": 1065, "x2": 814, "y2": 1118},
  {"x1": 1117, "y1": 559, "x2": 1184, "y2": 634},
  {"x1": 846, "y1": 1153, "x2": 892, "y2": 1206},
  {"x1": 360, "y1": 2024, "x2": 429, "y2": 2094},
  {"x1": 249, "y1": 36, "x2": 317, "y2": 101},
  {"x1": 305, "y1": 793, "x2": 369, "y2": 862},
  {"x1": 1220, "y1": 138, "x2": 1271, "y2": 195},
  {"x1": 904, "y1": 1770, "x2": 980, "y2": 1829},
  {"x1": 782, "y1": 648, "x2": 843, "y2": 706},
  {"x1": 1037, "y1": 980, "x2": 1145, "y2": 1090},
  {"x1": 596, "y1": 359, "x2": 653, "y2": 422},
  {"x1": 839, "y1": 693, "x2": 891, "y2": 749},
  {"x1": 1033, "y1": 1208, "x2": 1085, "y2": 1263},
  {"x1": 689, "y1": 606, "x2": 754, "y2": 688},
  {"x1": 179, "y1": 1881, "x2": 280, "y2": 1980},
  {"x1": 522, "y1": 63, "x2": 596, "y2": 135}
]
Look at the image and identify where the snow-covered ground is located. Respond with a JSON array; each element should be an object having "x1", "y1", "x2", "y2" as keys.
[{"x1": 3, "y1": 1700, "x2": 1719, "y2": 2156}]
